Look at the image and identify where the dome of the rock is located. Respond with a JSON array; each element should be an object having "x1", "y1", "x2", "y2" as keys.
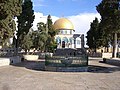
[{"x1": 53, "y1": 18, "x2": 74, "y2": 30}]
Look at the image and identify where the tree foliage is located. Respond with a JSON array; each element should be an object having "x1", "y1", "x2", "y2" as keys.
[
  {"x1": 96, "y1": 0, "x2": 120, "y2": 40},
  {"x1": 98, "y1": 23, "x2": 112, "y2": 48},
  {"x1": 0, "y1": 0, "x2": 23, "y2": 45},
  {"x1": 96, "y1": 0, "x2": 120, "y2": 56},
  {"x1": 97, "y1": 0, "x2": 120, "y2": 34},
  {"x1": 33, "y1": 22, "x2": 47, "y2": 51},
  {"x1": 46, "y1": 15, "x2": 58, "y2": 52},
  {"x1": 17, "y1": 0, "x2": 35, "y2": 47},
  {"x1": 86, "y1": 18, "x2": 100, "y2": 51},
  {"x1": 21, "y1": 33, "x2": 33, "y2": 54}
]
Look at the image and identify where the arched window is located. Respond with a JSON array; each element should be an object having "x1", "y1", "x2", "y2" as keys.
[
  {"x1": 69, "y1": 37, "x2": 73, "y2": 44},
  {"x1": 62, "y1": 37, "x2": 68, "y2": 43},
  {"x1": 56, "y1": 37, "x2": 61, "y2": 43},
  {"x1": 77, "y1": 40, "x2": 80, "y2": 45},
  {"x1": 76, "y1": 37, "x2": 81, "y2": 45}
]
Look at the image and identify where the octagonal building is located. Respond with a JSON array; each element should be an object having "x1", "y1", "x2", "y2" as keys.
[{"x1": 54, "y1": 18, "x2": 84, "y2": 49}]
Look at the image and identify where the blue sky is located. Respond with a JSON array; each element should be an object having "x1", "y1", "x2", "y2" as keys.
[{"x1": 33, "y1": 0, "x2": 102, "y2": 17}]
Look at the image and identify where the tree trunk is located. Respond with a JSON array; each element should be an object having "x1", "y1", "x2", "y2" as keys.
[
  {"x1": 112, "y1": 33, "x2": 118, "y2": 58},
  {"x1": 15, "y1": 38, "x2": 19, "y2": 56},
  {"x1": 107, "y1": 47, "x2": 109, "y2": 52},
  {"x1": 25, "y1": 49, "x2": 28, "y2": 55}
]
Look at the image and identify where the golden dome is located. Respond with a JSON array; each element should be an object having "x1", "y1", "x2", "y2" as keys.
[{"x1": 53, "y1": 18, "x2": 74, "y2": 30}]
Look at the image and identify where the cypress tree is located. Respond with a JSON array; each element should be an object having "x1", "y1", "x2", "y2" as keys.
[
  {"x1": 17, "y1": 0, "x2": 35, "y2": 48},
  {"x1": 97, "y1": 0, "x2": 120, "y2": 57},
  {"x1": 46, "y1": 15, "x2": 58, "y2": 52},
  {"x1": 0, "y1": 0, "x2": 23, "y2": 45},
  {"x1": 86, "y1": 18, "x2": 100, "y2": 52}
]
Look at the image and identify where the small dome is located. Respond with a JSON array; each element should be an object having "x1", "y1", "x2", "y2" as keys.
[{"x1": 53, "y1": 18, "x2": 74, "y2": 30}]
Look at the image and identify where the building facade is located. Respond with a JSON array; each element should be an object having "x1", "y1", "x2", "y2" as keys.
[{"x1": 53, "y1": 18, "x2": 84, "y2": 49}]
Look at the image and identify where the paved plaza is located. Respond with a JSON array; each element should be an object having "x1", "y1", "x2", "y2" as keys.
[{"x1": 0, "y1": 58, "x2": 120, "y2": 90}]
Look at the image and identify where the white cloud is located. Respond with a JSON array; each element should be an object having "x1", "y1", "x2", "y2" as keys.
[
  {"x1": 67, "y1": 13, "x2": 101, "y2": 47},
  {"x1": 32, "y1": 12, "x2": 46, "y2": 30},
  {"x1": 33, "y1": 12, "x2": 101, "y2": 35},
  {"x1": 32, "y1": 12, "x2": 59, "y2": 30},
  {"x1": 67, "y1": 13, "x2": 101, "y2": 34}
]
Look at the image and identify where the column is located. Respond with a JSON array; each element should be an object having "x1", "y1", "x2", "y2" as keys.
[
  {"x1": 81, "y1": 34, "x2": 84, "y2": 48},
  {"x1": 74, "y1": 38, "x2": 76, "y2": 48}
]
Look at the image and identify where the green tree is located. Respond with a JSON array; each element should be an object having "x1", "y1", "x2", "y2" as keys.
[
  {"x1": 0, "y1": 0, "x2": 23, "y2": 46},
  {"x1": 33, "y1": 22, "x2": 47, "y2": 52},
  {"x1": 46, "y1": 15, "x2": 58, "y2": 52},
  {"x1": 97, "y1": 23, "x2": 112, "y2": 52},
  {"x1": 21, "y1": 33, "x2": 33, "y2": 54},
  {"x1": 96, "y1": 0, "x2": 120, "y2": 57},
  {"x1": 86, "y1": 18, "x2": 100, "y2": 52},
  {"x1": 17, "y1": 0, "x2": 35, "y2": 48}
]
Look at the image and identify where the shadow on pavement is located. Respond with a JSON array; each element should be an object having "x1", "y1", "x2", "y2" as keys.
[
  {"x1": 88, "y1": 59, "x2": 120, "y2": 73},
  {"x1": 99, "y1": 59, "x2": 120, "y2": 67},
  {"x1": 11, "y1": 59, "x2": 120, "y2": 73},
  {"x1": 88, "y1": 65, "x2": 120, "y2": 73},
  {"x1": 11, "y1": 60, "x2": 45, "y2": 71}
]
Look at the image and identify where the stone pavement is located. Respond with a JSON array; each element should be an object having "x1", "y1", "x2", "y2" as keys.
[{"x1": 0, "y1": 58, "x2": 120, "y2": 90}]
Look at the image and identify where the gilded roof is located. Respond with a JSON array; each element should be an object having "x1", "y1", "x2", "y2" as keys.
[{"x1": 53, "y1": 18, "x2": 74, "y2": 30}]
